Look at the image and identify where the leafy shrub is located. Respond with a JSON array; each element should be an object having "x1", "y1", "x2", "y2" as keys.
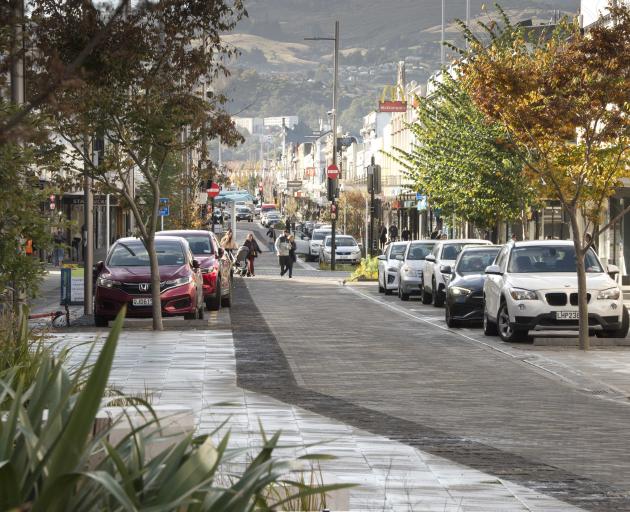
[
  {"x1": 349, "y1": 256, "x2": 379, "y2": 281},
  {"x1": 0, "y1": 310, "x2": 351, "y2": 511}
]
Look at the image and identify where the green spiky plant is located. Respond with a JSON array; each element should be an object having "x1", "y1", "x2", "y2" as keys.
[{"x1": 0, "y1": 309, "x2": 352, "y2": 510}]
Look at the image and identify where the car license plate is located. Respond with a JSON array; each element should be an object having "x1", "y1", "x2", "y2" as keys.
[
  {"x1": 132, "y1": 298, "x2": 152, "y2": 306},
  {"x1": 556, "y1": 311, "x2": 579, "y2": 320}
]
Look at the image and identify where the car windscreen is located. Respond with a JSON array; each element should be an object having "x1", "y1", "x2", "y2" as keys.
[
  {"x1": 313, "y1": 231, "x2": 331, "y2": 241},
  {"x1": 179, "y1": 235, "x2": 213, "y2": 255},
  {"x1": 325, "y1": 237, "x2": 357, "y2": 247},
  {"x1": 508, "y1": 246, "x2": 603, "y2": 273},
  {"x1": 108, "y1": 240, "x2": 186, "y2": 267},
  {"x1": 407, "y1": 243, "x2": 434, "y2": 260},
  {"x1": 456, "y1": 248, "x2": 500, "y2": 273},
  {"x1": 389, "y1": 244, "x2": 407, "y2": 258},
  {"x1": 441, "y1": 243, "x2": 467, "y2": 261}
]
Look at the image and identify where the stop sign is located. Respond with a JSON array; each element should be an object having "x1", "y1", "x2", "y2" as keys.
[
  {"x1": 327, "y1": 164, "x2": 339, "y2": 179},
  {"x1": 207, "y1": 182, "x2": 220, "y2": 198}
]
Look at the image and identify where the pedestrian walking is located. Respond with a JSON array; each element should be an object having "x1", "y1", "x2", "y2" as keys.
[
  {"x1": 243, "y1": 233, "x2": 261, "y2": 277},
  {"x1": 389, "y1": 224, "x2": 399, "y2": 242},
  {"x1": 379, "y1": 226, "x2": 387, "y2": 249},
  {"x1": 287, "y1": 234, "x2": 297, "y2": 278},
  {"x1": 266, "y1": 225, "x2": 276, "y2": 246},
  {"x1": 401, "y1": 227, "x2": 410, "y2": 241},
  {"x1": 220, "y1": 229, "x2": 238, "y2": 255},
  {"x1": 53, "y1": 228, "x2": 65, "y2": 266},
  {"x1": 275, "y1": 229, "x2": 291, "y2": 277}
]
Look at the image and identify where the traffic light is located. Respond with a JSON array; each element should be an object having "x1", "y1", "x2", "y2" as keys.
[{"x1": 326, "y1": 178, "x2": 339, "y2": 201}]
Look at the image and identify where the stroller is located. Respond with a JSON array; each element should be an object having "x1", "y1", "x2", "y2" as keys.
[{"x1": 234, "y1": 245, "x2": 250, "y2": 277}]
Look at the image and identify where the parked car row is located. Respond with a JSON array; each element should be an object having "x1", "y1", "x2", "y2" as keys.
[
  {"x1": 93, "y1": 230, "x2": 232, "y2": 327},
  {"x1": 378, "y1": 238, "x2": 629, "y2": 342}
]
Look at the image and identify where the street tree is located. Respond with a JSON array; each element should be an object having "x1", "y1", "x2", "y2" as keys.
[
  {"x1": 33, "y1": 0, "x2": 245, "y2": 330},
  {"x1": 393, "y1": 75, "x2": 535, "y2": 236},
  {"x1": 459, "y1": 4, "x2": 630, "y2": 349}
]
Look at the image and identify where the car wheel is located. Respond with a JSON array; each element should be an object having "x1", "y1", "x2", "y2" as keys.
[
  {"x1": 483, "y1": 310, "x2": 498, "y2": 336},
  {"x1": 597, "y1": 305, "x2": 629, "y2": 338},
  {"x1": 399, "y1": 283, "x2": 409, "y2": 301},
  {"x1": 497, "y1": 302, "x2": 527, "y2": 342},
  {"x1": 206, "y1": 284, "x2": 221, "y2": 311},
  {"x1": 432, "y1": 278, "x2": 444, "y2": 307},
  {"x1": 445, "y1": 305, "x2": 457, "y2": 328},
  {"x1": 421, "y1": 281, "x2": 432, "y2": 304},
  {"x1": 94, "y1": 315, "x2": 109, "y2": 327},
  {"x1": 378, "y1": 273, "x2": 384, "y2": 293}
]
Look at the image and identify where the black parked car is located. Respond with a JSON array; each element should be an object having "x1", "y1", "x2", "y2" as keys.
[{"x1": 444, "y1": 245, "x2": 501, "y2": 327}]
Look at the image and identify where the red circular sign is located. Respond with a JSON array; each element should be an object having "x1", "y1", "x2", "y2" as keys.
[
  {"x1": 207, "y1": 182, "x2": 220, "y2": 198},
  {"x1": 327, "y1": 164, "x2": 339, "y2": 179}
]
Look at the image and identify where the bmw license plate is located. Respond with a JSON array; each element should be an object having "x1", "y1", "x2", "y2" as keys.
[
  {"x1": 556, "y1": 311, "x2": 579, "y2": 320},
  {"x1": 132, "y1": 298, "x2": 152, "y2": 306}
]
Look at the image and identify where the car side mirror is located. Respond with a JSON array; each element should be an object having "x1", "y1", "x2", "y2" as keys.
[
  {"x1": 440, "y1": 264, "x2": 452, "y2": 274},
  {"x1": 607, "y1": 264, "x2": 620, "y2": 278},
  {"x1": 485, "y1": 264, "x2": 502, "y2": 275},
  {"x1": 425, "y1": 254, "x2": 436, "y2": 262},
  {"x1": 192, "y1": 259, "x2": 200, "y2": 269},
  {"x1": 377, "y1": 255, "x2": 387, "y2": 261},
  {"x1": 217, "y1": 247, "x2": 225, "y2": 258},
  {"x1": 94, "y1": 261, "x2": 104, "y2": 273}
]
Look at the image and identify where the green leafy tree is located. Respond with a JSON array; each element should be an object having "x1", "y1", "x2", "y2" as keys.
[
  {"x1": 393, "y1": 75, "x2": 535, "y2": 235},
  {"x1": 33, "y1": 0, "x2": 245, "y2": 330},
  {"x1": 460, "y1": 4, "x2": 630, "y2": 349}
]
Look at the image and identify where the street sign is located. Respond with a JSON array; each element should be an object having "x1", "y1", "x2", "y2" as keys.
[
  {"x1": 416, "y1": 192, "x2": 424, "y2": 201},
  {"x1": 327, "y1": 164, "x2": 339, "y2": 179},
  {"x1": 207, "y1": 182, "x2": 220, "y2": 198},
  {"x1": 287, "y1": 180, "x2": 302, "y2": 189},
  {"x1": 159, "y1": 197, "x2": 169, "y2": 217},
  {"x1": 330, "y1": 203, "x2": 337, "y2": 214}
]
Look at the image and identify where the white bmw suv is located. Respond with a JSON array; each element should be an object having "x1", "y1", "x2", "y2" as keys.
[{"x1": 483, "y1": 240, "x2": 628, "y2": 342}]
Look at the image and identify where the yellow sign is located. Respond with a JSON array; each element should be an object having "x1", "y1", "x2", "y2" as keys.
[{"x1": 379, "y1": 84, "x2": 407, "y2": 113}]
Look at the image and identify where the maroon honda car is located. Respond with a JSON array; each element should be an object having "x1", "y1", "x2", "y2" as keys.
[
  {"x1": 157, "y1": 229, "x2": 232, "y2": 310},
  {"x1": 93, "y1": 236, "x2": 204, "y2": 327}
]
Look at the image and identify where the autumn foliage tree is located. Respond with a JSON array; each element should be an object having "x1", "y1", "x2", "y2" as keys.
[
  {"x1": 32, "y1": 0, "x2": 245, "y2": 329},
  {"x1": 460, "y1": 4, "x2": 630, "y2": 349}
]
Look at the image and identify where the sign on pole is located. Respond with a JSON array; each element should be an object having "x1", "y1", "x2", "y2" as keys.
[
  {"x1": 378, "y1": 84, "x2": 408, "y2": 113},
  {"x1": 327, "y1": 164, "x2": 339, "y2": 180},
  {"x1": 158, "y1": 197, "x2": 169, "y2": 217},
  {"x1": 207, "y1": 182, "x2": 220, "y2": 198},
  {"x1": 287, "y1": 180, "x2": 302, "y2": 189}
]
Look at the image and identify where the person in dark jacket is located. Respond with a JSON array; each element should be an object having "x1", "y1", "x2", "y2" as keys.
[
  {"x1": 243, "y1": 233, "x2": 261, "y2": 277},
  {"x1": 287, "y1": 234, "x2": 297, "y2": 278},
  {"x1": 401, "y1": 227, "x2": 411, "y2": 241},
  {"x1": 379, "y1": 226, "x2": 387, "y2": 249},
  {"x1": 389, "y1": 224, "x2": 399, "y2": 242}
]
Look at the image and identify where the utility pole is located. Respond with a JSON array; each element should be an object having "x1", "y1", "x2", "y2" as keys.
[
  {"x1": 368, "y1": 156, "x2": 376, "y2": 257},
  {"x1": 83, "y1": 142, "x2": 95, "y2": 316},
  {"x1": 305, "y1": 20, "x2": 340, "y2": 269},
  {"x1": 441, "y1": 0, "x2": 446, "y2": 65}
]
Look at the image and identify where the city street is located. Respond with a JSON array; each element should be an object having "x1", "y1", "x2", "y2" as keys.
[{"x1": 228, "y1": 222, "x2": 630, "y2": 510}]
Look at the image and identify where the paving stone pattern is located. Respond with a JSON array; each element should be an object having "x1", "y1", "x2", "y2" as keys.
[{"x1": 234, "y1": 249, "x2": 630, "y2": 511}]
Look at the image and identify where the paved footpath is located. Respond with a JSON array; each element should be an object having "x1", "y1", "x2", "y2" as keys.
[{"x1": 40, "y1": 223, "x2": 630, "y2": 510}]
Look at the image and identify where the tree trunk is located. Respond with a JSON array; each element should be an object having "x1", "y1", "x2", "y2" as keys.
[
  {"x1": 569, "y1": 211, "x2": 589, "y2": 350},
  {"x1": 145, "y1": 236, "x2": 163, "y2": 331}
]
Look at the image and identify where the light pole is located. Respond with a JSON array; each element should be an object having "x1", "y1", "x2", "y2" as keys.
[{"x1": 306, "y1": 20, "x2": 339, "y2": 270}]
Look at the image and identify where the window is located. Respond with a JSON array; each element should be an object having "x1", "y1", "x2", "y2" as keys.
[
  {"x1": 325, "y1": 237, "x2": 357, "y2": 247},
  {"x1": 108, "y1": 240, "x2": 186, "y2": 267},
  {"x1": 456, "y1": 248, "x2": 500, "y2": 274},
  {"x1": 495, "y1": 247, "x2": 509, "y2": 270},
  {"x1": 507, "y1": 246, "x2": 603, "y2": 273},
  {"x1": 389, "y1": 244, "x2": 406, "y2": 259},
  {"x1": 407, "y1": 243, "x2": 434, "y2": 260},
  {"x1": 440, "y1": 243, "x2": 466, "y2": 261},
  {"x1": 179, "y1": 235, "x2": 213, "y2": 255}
]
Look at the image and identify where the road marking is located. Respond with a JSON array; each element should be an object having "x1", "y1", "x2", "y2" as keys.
[{"x1": 344, "y1": 285, "x2": 630, "y2": 404}]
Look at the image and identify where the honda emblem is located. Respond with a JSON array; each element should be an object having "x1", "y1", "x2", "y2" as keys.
[{"x1": 139, "y1": 283, "x2": 149, "y2": 292}]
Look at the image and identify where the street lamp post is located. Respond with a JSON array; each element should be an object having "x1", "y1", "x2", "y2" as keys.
[{"x1": 306, "y1": 20, "x2": 339, "y2": 270}]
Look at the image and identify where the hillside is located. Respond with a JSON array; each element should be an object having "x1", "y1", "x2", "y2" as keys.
[{"x1": 223, "y1": 0, "x2": 580, "y2": 135}]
